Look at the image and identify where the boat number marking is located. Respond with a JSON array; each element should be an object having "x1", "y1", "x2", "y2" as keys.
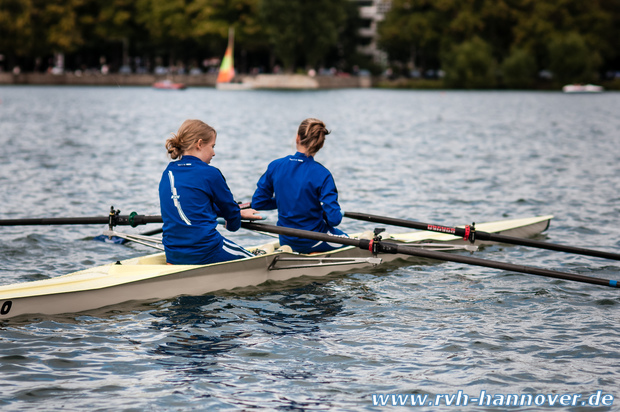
[{"x1": 1, "y1": 301, "x2": 12, "y2": 315}]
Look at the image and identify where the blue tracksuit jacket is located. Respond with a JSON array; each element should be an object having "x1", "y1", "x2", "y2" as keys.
[
  {"x1": 251, "y1": 152, "x2": 344, "y2": 252},
  {"x1": 158, "y1": 155, "x2": 241, "y2": 264}
]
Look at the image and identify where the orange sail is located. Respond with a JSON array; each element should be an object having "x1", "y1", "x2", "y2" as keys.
[{"x1": 216, "y1": 27, "x2": 235, "y2": 83}]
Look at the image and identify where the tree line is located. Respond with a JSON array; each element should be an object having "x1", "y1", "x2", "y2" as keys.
[
  {"x1": 0, "y1": 0, "x2": 368, "y2": 75},
  {"x1": 379, "y1": 0, "x2": 620, "y2": 87},
  {"x1": 1, "y1": 0, "x2": 619, "y2": 88}
]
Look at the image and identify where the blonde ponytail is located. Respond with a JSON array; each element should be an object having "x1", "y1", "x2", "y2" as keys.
[{"x1": 165, "y1": 119, "x2": 217, "y2": 160}]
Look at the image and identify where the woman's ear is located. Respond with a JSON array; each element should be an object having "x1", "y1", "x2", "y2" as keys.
[{"x1": 295, "y1": 134, "x2": 301, "y2": 144}]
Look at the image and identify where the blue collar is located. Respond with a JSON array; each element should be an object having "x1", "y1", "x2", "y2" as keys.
[
  {"x1": 293, "y1": 152, "x2": 313, "y2": 161},
  {"x1": 174, "y1": 155, "x2": 204, "y2": 166},
  {"x1": 179, "y1": 155, "x2": 201, "y2": 162}
]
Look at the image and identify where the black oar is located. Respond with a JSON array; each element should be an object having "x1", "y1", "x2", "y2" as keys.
[
  {"x1": 344, "y1": 211, "x2": 620, "y2": 262},
  {"x1": 240, "y1": 221, "x2": 620, "y2": 289},
  {"x1": 0, "y1": 209, "x2": 163, "y2": 227},
  {"x1": 0, "y1": 204, "x2": 253, "y2": 228}
]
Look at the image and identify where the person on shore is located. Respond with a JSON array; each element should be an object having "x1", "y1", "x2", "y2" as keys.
[
  {"x1": 251, "y1": 118, "x2": 347, "y2": 253},
  {"x1": 159, "y1": 119, "x2": 261, "y2": 265}
]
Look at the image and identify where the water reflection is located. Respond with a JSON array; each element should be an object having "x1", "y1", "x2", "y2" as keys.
[{"x1": 149, "y1": 283, "x2": 345, "y2": 367}]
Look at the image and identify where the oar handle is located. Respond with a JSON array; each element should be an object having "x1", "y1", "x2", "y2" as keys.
[{"x1": 344, "y1": 211, "x2": 620, "y2": 262}]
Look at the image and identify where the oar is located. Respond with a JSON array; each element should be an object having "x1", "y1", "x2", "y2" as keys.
[
  {"x1": 0, "y1": 212, "x2": 163, "y2": 227},
  {"x1": 0, "y1": 203, "x2": 252, "y2": 228},
  {"x1": 240, "y1": 221, "x2": 620, "y2": 289},
  {"x1": 0, "y1": 206, "x2": 164, "y2": 245},
  {"x1": 343, "y1": 211, "x2": 620, "y2": 262}
]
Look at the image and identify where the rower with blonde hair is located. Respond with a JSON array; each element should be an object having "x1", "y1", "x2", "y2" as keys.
[
  {"x1": 252, "y1": 118, "x2": 348, "y2": 253},
  {"x1": 159, "y1": 119, "x2": 261, "y2": 265}
]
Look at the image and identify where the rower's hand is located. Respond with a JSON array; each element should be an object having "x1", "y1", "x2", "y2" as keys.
[{"x1": 241, "y1": 208, "x2": 263, "y2": 220}]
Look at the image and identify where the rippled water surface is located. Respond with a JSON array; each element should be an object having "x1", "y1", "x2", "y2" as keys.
[{"x1": 1, "y1": 86, "x2": 619, "y2": 411}]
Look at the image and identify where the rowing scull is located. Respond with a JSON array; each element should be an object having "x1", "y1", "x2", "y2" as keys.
[{"x1": 0, "y1": 215, "x2": 553, "y2": 319}]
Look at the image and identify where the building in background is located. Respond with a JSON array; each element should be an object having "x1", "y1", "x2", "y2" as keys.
[{"x1": 352, "y1": 0, "x2": 391, "y2": 65}]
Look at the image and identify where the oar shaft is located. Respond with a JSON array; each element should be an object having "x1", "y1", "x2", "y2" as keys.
[
  {"x1": 0, "y1": 217, "x2": 110, "y2": 226},
  {"x1": 241, "y1": 221, "x2": 366, "y2": 248},
  {"x1": 389, "y1": 243, "x2": 618, "y2": 288},
  {"x1": 345, "y1": 212, "x2": 429, "y2": 232},
  {"x1": 0, "y1": 215, "x2": 163, "y2": 226},
  {"x1": 241, "y1": 222, "x2": 620, "y2": 289},
  {"x1": 476, "y1": 232, "x2": 620, "y2": 261},
  {"x1": 344, "y1": 211, "x2": 620, "y2": 262}
]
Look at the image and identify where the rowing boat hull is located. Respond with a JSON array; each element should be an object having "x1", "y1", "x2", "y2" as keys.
[{"x1": 0, "y1": 215, "x2": 552, "y2": 319}]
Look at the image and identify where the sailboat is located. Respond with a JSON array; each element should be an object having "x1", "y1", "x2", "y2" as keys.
[{"x1": 215, "y1": 27, "x2": 253, "y2": 90}]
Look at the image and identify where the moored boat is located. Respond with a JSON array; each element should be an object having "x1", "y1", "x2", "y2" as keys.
[
  {"x1": 216, "y1": 80, "x2": 254, "y2": 91},
  {"x1": 0, "y1": 215, "x2": 552, "y2": 319},
  {"x1": 153, "y1": 79, "x2": 187, "y2": 90},
  {"x1": 562, "y1": 84, "x2": 603, "y2": 93}
]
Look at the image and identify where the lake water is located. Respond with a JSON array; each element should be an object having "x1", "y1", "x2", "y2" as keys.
[{"x1": 0, "y1": 86, "x2": 619, "y2": 411}]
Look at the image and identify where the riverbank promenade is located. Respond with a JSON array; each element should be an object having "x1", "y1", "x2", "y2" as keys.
[{"x1": 0, "y1": 72, "x2": 372, "y2": 89}]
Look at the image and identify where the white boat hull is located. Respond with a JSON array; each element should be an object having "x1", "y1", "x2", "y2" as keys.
[
  {"x1": 215, "y1": 81, "x2": 254, "y2": 90},
  {"x1": 562, "y1": 84, "x2": 603, "y2": 93},
  {"x1": 0, "y1": 215, "x2": 552, "y2": 319}
]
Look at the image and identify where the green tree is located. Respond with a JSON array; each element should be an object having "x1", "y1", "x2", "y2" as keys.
[
  {"x1": 379, "y1": 0, "x2": 517, "y2": 75},
  {"x1": 0, "y1": 0, "x2": 88, "y2": 60},
  {"x1": 188, "y1": 0, "x2": 263, "y2": 43},
  {"x1": 548, "y1": 32, "x2": 601, "y2": 85},
  {"x1": 324, "y1": 0, "x2": 366, "y2": 72},
  {"x1": 133, "y1": 0, "x2": 267, "y2": 69},
  {"x1": 378, "y1": 0, "x2": 448, "y2": 73},
  {"x1": 511, "y1": 0, "x2": 614, "y2": 77},
  {"x1": 442, "y1": 36, "x2": 496, "y2": 89},
  {"x1": 379, "y1": 0, "x2": 619, "y2": 87},
  {"x1": 501, "y1": 48, "x2": 537, "y2": 89},
  {"x1": 259, "y1": 0, "x2": 347, "y2": 72},
  {"x1": 91, "y1": 0, "x2": 136, "y2": 44},
  {"x1": 187, "y1": 0, "x2": 268, "y2": 63},
  {"x1": 0, "y1": 0, "x2": 34, "y2": 65},
  {"x1": 73, "y1": 0, "x2": 139, "y2": 68},
  {"x1": 39, "y1": 0, "x2": 88, "y2": 53},
  {"x1": 186, "y1": 0, "x2": 269, "y2": 72},
  {"x1": 135, "y1": 0, "x2": 192, "y2": 44}
]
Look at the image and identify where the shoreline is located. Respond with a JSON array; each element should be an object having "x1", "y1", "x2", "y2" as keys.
[
  {"x1": 2, "y1": 72, "x2": 617, "y2": 91},
  {"x1": 0, "y1": 72, "x2": 373, "y2": 89}
]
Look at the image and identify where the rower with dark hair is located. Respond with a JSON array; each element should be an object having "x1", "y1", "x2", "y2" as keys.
[{"x1": 252, "y1": 118, "x2": 348, "y2": 253}]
